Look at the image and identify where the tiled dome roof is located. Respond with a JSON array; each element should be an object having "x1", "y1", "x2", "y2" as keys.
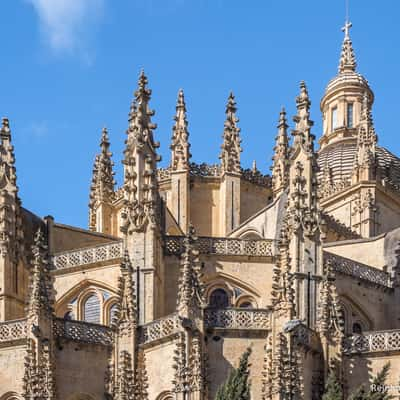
[{"x1": 317, "y1": 141, "x2": 400, "y2": 189}]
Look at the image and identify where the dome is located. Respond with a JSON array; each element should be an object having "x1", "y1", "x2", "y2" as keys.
[
  {"x1": 325, "y1": 71, "x2": 373, "y2": 101},
  {"x1": 317, "y1": 141, "x2": 400, "y2": 189}
]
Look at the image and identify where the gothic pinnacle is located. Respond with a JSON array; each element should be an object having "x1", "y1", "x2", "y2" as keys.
[
  {"x1": 338, "y1": 20, "x2": 357, "y2": 73},
  {"x1": 171, "y1": 89, "x2": 191, "y2": 171},
  {"x1": 1, "y1": 117, "x2": 11, "y2": 138},
  {"x1": 220, "y1": 91, "x2": 242, "y2": 174}
]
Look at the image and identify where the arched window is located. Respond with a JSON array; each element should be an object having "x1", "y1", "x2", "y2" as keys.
[
  {"x1": 83, "y1": 294, "x2": 101, "y2": 324},
  {"x1": 109, "y1": 303, "x2": 118, "y2": 325},
  {"x1": 352, "y1": 322, "x2": 362, "y2": 334},
  {"x1": 209, "y1": 288, "x2": 229, "y2": 308}
]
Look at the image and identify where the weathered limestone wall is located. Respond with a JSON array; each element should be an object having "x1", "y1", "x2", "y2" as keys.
[
  {"x1": 240, "y1": 181, "x2": 270, "y2": 225},
  {"x1": 163, "y1": 255, "x2": 274, "y2": 314},
  {"x1": 206, "y1": 334, "x2": 266, "y2": 399},
  {"x1": 55, "y1": 341, "x2": 109, "y2": 400},
  {"x1": 0, "y1": 344, "x2": 26, "y2": 397},
  {"x1": 53, "y1": 224, "x2": 118, "y2": 253},
  {"x1": 335, "y1": 274, "x2": 393, "y2": 331},
  {"x1": 377, "y1": 194, "x2": 400, "y2": 235},
  {"x1": 324, "y1": 237, "x2": 386, "y2": 269},
  {"x1": 53, "y1": 264, "x2": 120, "y2": 316},
  {"x1": 345, "y1": 353, "x2": 400, "y2": 397},
  {"x1": 190, "y1": 179, "x2": 221, "y2": 237},
  {"x1": 144, "y1": 341, "x2": 176, "y2": 400}
]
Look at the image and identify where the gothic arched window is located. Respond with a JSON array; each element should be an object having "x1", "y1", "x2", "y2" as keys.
[
  {"x1": 109, "y1": 303, "x2": 118, "y2": 326},
  {"x1": 209, "y1": 288, "x2": 229, "y2": 308},
  {"x1": 83, "y1": 294, "x2": 101, "y2": 324}
]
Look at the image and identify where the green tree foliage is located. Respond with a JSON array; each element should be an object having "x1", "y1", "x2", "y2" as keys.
[
  {"x1": 215, "y1": 347, "x2": 252, "y2": 400},
  {"x1": 348, "y1": 363, "x2": 394, "y2": 400},
  {"x1": 322, "y1": 370, "x2": 343, "y2": 400}
]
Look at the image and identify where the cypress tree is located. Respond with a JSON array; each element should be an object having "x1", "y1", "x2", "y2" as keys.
[
  {"x1": 215, "y1": 347, "x2": 252, "y2": 400},
  {"x1": 322, "y1": 370, "x2": 343, "y2": 400}
]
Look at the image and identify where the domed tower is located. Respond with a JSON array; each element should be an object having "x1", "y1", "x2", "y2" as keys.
[
  {"x1": 318, "y1": 22, "x2": 400, "y2": 237},
  {"x1": 319, "y1": 21, "x2": 373, "y2": 149}
]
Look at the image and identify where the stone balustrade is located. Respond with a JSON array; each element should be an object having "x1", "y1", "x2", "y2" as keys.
[
  {"x1": 204, "y1": 308, "x2": 270, "y2": 330},
  {"x1": 165, "y1": 236, "x2": 275, "y2": 257},
  {"x1": 140, "y1": 313, "x2": 181, "y2": 345},
  {"x1": 324, "y1": 252, "x2": 391, "y2": 288},
  {"x1": 53, "y1": 318, "x2": 113, "y2": 346},
  {"x1": 344, "y1": 329, "x2": 400, "y2": 354},
  {"x1": 0, "y1": 318, "x2": 27, "y2": 344},
  {"x1": 53, "y1": 241, "x2": 123, "y2": 270}
]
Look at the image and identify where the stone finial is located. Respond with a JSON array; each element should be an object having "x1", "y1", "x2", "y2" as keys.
[
  {"x1": 339, "y1": 21, "x2": 357, "y2": 73},
  {"x1": 292, "y1": 81, "x2": 315, "y2": 151},
  {"x1": 271, "y1": 107, "x2": 290, "y2": 197},
  {"x1": 121, "y1": 71, "x2": 160, "y2": 234},
  {"x1": 176, "y1": 224, "x2": 205, "y2": 317},
  {"x1": 1, "y1": 118, "x2": 11, "y2": 138},
  {"x1": 170, "y1": 89, "x2": 191, "y2": 171},
  {"x1": 88, "y1": 127, "x2": 115, "y2": 231},
  {"x1": 27, "y1": 228, "x2": 53, "y2": 317},
  {"x1": 219, "y1": 92, "x2": 242, "y2": 175},
  {"x1": 116, "y1": 250, "x2": 137, "y2": 328}
]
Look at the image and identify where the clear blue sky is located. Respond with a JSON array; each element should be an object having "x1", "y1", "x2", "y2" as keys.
[{"x1": 1, "y1": 0, "x2": 399, "y2": 228}]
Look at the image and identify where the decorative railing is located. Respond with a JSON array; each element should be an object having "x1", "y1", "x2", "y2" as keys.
[
  {"x1": 140, "y1": 313, "x2": 181, "y2": 345},
  {"x1": 53, "y1": 318, "x2": 113, "y2": 346},
  {"x1": 344, "y1": 329, "x2": 400, "y2": 354},
  {"x1": 204, "y1": 308, "x2": 270, "y2": 330},
  {"x1": 0, "y1": 318, "x2": 27, "y2": 343},
  {"x1": 53, "y1": 241, "x2": 123, "y2": 270},
  {"x1": 190, "y1": 162, "x2": 221, "y2": 177},
  {"x1": 324, "y1": 252, "x2": 391, "y2": 288},
  {"x1": 157, "y1": 167, "x2": 171, "y2": 181},
  {"x1": 165, "y1": 236, "x2": 275, "y2": 257},
  {"x1": 241, "y1": 167, "x2": 271, "y2": 187}
]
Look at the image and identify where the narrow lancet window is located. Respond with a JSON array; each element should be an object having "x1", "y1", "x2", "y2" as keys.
[
  {"x1": 347, "y1": 103, "x2": 354, "y2": 128},
  {"x1": 331, "y1": 107, "x2": 338, "y2": 131}
]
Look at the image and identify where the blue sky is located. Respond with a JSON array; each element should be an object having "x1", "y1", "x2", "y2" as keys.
[{"x1": 1, "y1": 0, "x2": 399, "y2": 228}]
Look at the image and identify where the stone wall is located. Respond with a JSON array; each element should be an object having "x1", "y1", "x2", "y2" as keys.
[{"x1": 0, "y1": 344, "x2": 26, "y2": 397}]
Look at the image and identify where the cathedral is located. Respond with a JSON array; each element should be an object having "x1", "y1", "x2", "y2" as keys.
[{"x1": 1, "y1": 21, "x2": 400, "y2": 400}]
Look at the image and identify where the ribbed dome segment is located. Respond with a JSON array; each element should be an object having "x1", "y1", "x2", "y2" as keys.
[{"x1": 317, "y1": 142, "x2": 400, "y2": 189}]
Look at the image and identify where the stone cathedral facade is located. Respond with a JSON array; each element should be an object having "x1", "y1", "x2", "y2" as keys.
[{"x1": 1, "y1": 22, "x2": 400, "y2": 400}]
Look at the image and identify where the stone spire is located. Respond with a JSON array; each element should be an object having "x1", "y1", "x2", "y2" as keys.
[
  {"x1": 338, "y1": 21, "x2": 357, "y2": 74},
  {"x1": 292, "y1": 81, "x2": 315, "y2": 152},
  {"x1": 352, "y1": 92, "x2": 377, "y2": 182},
  {"x1": 271, "y1": 107, "x2": 290, "y2": 197},
  {"x1": 176, "y1": 225, "x2": 205, "y2": 319},
  {"x1": 219, "y1": 92, "x2": 242, "y2": 175},
  {"x1": 0, "y1": 118, "x2": 18, "y2": 193},
  {"x1": 121, "y1": 70, "x2": 160, "y2": 234},
  {"x1": 27, "y1": 228, "x2": 54, "y2": 317},
  {"x1": 171, "y1": 89, "x2": 191, "y2": 171},
  {"x1": 126, "y1": 70, "x2": 159, "y2": 151},
  {"x1": 89, "y1": 127, "x2": 115, "y2": 231},
  {"x1": 116, "y1": 250, "x2": 138, "y2": 329}
]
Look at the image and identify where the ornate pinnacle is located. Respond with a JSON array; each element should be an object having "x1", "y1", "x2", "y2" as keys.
[
  {"x1": 339, "y1": 20, "x2": 357, "y2": 73},
  {"x1": 170, "y1": 89, "x2": 191, "y2": 171},
  {"x1": 28, "y1": 228, "x2": 53, "y2": 317},
  {"x1": 176, "y1": 224, "x2": 205, "y2": 317},
  {"x1": 219, "y1": 92, "x2": 242, "y2": 174},
  {"x1": 89, "y1": 127, "x2": 115, "y2": 211},
  {"x1": 293, "y1": 82, "x2": 315, "y2": 150},
  {"x1": 117, "y1": 250, "x2": 137, "y2": 327},
  {"x1": 271, "y1": 108, "x2": 290, "y2": 196},
  {"x1": 1, "y1": 118, "x2": 11, "y2": 138}
]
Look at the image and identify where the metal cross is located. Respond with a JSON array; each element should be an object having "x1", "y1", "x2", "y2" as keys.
[{"x1": 342, "y1": 20, "x2": 352, "y2": 39}]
